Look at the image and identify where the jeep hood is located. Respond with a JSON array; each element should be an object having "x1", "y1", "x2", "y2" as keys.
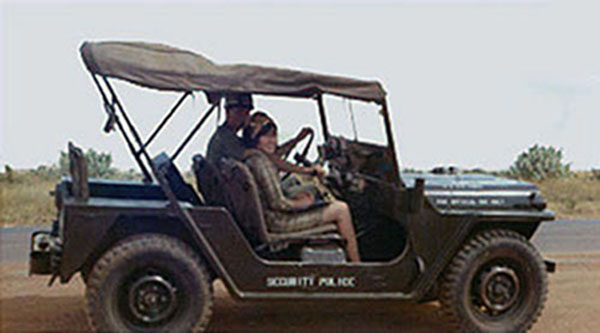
[{"x1": 401, "y1": 173, "x2": 546, "y2": 211}]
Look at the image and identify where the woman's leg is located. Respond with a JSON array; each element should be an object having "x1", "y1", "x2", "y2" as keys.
[{"x1": 322, "y1": 201, "x2": 360, "y2": 262}]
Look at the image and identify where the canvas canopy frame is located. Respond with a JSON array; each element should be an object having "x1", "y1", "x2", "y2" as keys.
[
  {"x1": 82, "y1": 41, "x2": 400, "y2": 183},
  {"x1": 90, "y1": 74, "x2": 218, "y2": 183}
]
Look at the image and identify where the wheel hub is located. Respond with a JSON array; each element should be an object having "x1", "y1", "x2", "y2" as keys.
[
  {"x1": 479, "y1": 266, "x2": 520, "y2": 312},
  {"x1": 128, "y1": 275, "x2": 177, "y2": 324}
]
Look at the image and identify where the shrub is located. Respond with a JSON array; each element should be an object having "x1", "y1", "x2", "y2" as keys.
[
  {"x1": 509, "y1": 144, "x2": 571, "y2": 181},
  {"x1": 402, "y1": 168, "x2": 424, "y2": 174},
  {"x1": 32, "y1": 165, "x2": 61, "y2": 181},
  {"x1": 2, "y1": 165, "x2": 14, "y2": 182},
  {"x1": 58, "y1": 148, "x2": 117, "y2": 178}
]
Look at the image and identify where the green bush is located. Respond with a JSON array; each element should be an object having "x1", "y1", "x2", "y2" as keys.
[
  {"x1": 2, "y1": 165, "x2": 14, "y2": 182},
  {"x1": 58, "y1": 148, "x2": 118, "y2": 178},
  {"x1": 509, "y1": 144, "x2": 571, "y2": 181}
]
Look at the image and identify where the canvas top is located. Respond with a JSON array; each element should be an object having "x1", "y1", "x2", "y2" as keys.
[{"x1": 80, "y1": 41, "x2": 386, "y2": 103}]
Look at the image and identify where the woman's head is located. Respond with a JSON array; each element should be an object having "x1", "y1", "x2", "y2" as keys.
[{"x1": 243, "y1": 111, "x2": 278, "y2": 154}]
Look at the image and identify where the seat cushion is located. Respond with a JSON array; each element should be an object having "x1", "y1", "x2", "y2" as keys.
[
  {"x1": 192, "y1": 154, "x2": 230, "y2": 207},
  {"x1": 267, "y1": 223, "x2": 338, "y2": 241}
]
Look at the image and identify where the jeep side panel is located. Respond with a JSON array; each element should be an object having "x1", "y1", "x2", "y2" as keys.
[
  {"x1": 59, "y1": 197, "x2": 176, "y2": 282},
  {"x1": 59, "y1": 193, "x2": 551, "y2": 300},
  {"x1": 185, "y1": 205, "x2": 480, "y2": 300}
]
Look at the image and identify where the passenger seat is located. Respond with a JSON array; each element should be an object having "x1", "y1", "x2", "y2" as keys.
[{"x1": 218, "y1": 158, "x2": 344, "y2": 254}]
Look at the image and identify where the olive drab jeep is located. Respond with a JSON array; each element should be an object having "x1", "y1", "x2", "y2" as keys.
[{"x1": 29, "y1": 41, "x2": 555, "y2": 332}]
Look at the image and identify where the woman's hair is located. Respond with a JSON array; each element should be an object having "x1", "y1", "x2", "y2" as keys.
[{"x1": 243, "y1": 111, "x2": 278, "y2": 148}]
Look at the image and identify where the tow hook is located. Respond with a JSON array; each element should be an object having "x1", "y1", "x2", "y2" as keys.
[{"x1": 544, "y1": 260, "x2": 556, "y2": 273}]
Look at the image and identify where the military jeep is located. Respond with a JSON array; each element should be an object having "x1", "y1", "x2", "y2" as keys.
[{"x1": 29, "y1": 41, "x2": 555, "y2": 332}]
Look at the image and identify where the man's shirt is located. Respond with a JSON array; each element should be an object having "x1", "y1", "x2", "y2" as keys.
[{"x1": 206, "y1": 124, "x2": 245, "y2": 164}]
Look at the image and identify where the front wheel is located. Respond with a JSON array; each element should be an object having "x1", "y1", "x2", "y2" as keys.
[
  {"x1": 440, "y1": 229, "x2": 548, "y2": 332},
  {"x1": 85, "y1": 234, "x2": 213, "y2": 332}
]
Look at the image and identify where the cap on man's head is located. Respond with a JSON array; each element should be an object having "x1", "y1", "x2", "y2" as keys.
[{"x1": 225, "y1": 93, "x2": 253, "y2": 110}]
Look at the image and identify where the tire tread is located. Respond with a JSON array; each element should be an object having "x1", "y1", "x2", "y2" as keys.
[{"x1": 439, "y1": 229, "x2": 548, "y2": 332}]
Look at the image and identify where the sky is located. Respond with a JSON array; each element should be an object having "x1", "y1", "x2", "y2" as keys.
[{"x1": 1, "y1": 0, "x2": 599, "y2": 173}]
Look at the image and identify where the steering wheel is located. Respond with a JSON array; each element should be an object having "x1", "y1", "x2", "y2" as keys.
[
  {"x1": 284, "y1": 129, "x2": 314, "y2": 166},
  {"x1": 281, "y1": 129, "x2": 315, "y2": 181}
]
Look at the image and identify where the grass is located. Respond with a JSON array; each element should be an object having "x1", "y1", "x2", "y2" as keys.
[
  {"x1": 1, "y1": 169, "x2": 599, "y2": 227},
  {"x1": 0, "y1": 167, "x2": 142, "y2": 227},
  {"x1": 0, "y1": 171, "x2": 57, "y2": 227},
  {"x1": 536, "y1": 171, "x2": 600, "y2": 219}
]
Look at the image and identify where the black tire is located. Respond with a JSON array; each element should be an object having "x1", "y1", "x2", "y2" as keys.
[
  {"x1": 440, "y1": 229, "x2": 548, "y2": 333},
  {"x1": 85, "y1": 233, "x2": 213, "y2": 332}
]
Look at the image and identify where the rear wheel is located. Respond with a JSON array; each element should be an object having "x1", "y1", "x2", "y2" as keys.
[
  {"x1": 440, "y1": 229, "x2": 547, "y2": 332},
  {"x1": 85, "y1": 234, "x2": 213, "y2": 332}
]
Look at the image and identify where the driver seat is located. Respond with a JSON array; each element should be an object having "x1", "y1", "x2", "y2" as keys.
[{"x1": 219, "y1": 158, "x2": 344, "y2": 254}]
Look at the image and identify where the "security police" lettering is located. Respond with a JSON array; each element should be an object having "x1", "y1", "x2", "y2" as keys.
[{"x1": 266, "y1": 276, "x2": 356, "y2": 288}]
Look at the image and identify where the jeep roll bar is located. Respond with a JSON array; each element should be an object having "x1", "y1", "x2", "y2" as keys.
[{"x1": 89, "y1": 73, "x2": 220, "y2": 183}]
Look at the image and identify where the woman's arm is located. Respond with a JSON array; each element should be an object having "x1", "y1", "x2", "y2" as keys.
[
  {"x1": 245, "y1": 153, "x2": 312, "y2": 211},
  {"x1": 275, "y1": 127, "x2": 312, "y2": 158},
  {"x1": 266, "y1": 153, "x2": 325, "y2": 177}
]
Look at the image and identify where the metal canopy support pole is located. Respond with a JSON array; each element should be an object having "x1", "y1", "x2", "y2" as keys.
[
  {"x1": 90, "y1": 74, "x2": 153, "y2": 182},
  {"x1": 141, "y1": 91, "x2": 191, "y2": 151},
  {"x1": 316, "y1": 94, "x2": 330, "y2": 141},
  {"x1": 172, "y1": 103, "x2": 218, "y2": 161},
  {"x1": 101, "y1": 77, "x2": 155, "y2": 181},
  {"x1": 380, "y1": 99, "x2": 401, "y2": 185}
]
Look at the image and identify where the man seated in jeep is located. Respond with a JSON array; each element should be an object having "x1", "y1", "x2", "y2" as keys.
[
  {"x1": 206, "y1": 93, "x2": 253, "y2": 164},
  {"x1": 206, "y1": 93, "x2": 319, "y2": 170}
]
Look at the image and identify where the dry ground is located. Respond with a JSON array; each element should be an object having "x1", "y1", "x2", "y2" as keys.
[{"x1": 1, "y1": 253, "x2": 599, "y2": 332}]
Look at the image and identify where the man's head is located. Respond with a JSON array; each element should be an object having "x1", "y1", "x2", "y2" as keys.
[{"x1": 224, "y1": 93, "x2": 253, "y2": 131}]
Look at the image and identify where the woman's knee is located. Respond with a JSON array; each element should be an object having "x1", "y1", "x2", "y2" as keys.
[
  {"x1": 329, "y1": 201, "x2": 350, "y2": 223},
  {"x1": 323, "y1": 200, "x2": 351, "y2": 222},
  {"x1": 335, "y1": 201, "x2": 350, "y2": 216}
]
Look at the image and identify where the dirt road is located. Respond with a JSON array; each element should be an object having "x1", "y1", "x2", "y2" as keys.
[
  {"x1": 1, "y1": 221, "x2": 600, "y2": 332},
  {"x1": 2, "y1": 256, "x2": 600, "y2": 332}
]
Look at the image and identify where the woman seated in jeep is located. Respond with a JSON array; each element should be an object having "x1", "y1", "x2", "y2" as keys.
[
  {"x1": 244, "y1": 111, "x2": 328, "y2": 203},
  {"x1": 243, "y1": 113, "x2": 360, "y2": 262}
]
